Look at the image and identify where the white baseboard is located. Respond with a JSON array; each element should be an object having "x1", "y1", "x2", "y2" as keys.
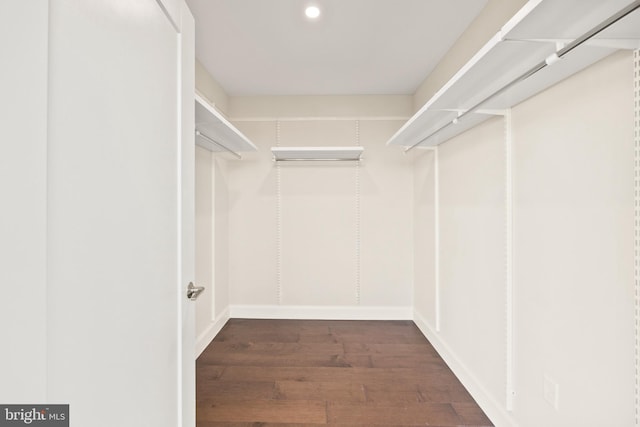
[
  {"x1": 229, "y1": 304, "x2": 412, "y2": 320},
  {"x1": 413, "y1": 309, "x2": 517, "y2": 427},
  {"x1": 195, "y1": 306, "x2": 230, "y2": 358}
]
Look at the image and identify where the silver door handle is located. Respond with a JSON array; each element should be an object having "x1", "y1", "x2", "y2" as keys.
[{"x1": 186, "y1": 282, "x2": 205, "y2": 301}]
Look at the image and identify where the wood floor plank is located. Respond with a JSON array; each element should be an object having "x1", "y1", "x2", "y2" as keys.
[
  {"x1": 330, "y1": 332, "x2": 427, "y2": 345},
  {"x1": 200, "y1": 352, "x2": 358, "y2": 368},
  {"x1": 275, "y1": 381, "x2": 366, "y2": 402},
  {"x1": 204, "y1": 341, "x2": 345, "y2": 355},
  {"x1": 197, "y1": 399, "x2": 327, "y2": 424},
  {"x1": 196, "y1": 365, "x2": 226, "y2": 381},
  {"x1": 420, "y1": 388, "x2": 476, "y2": 404},
  {"x1": 197, "y1": 424, "x2": 459, "y2": 427},
  {"x1": 343, "y1": 342, "x2": 440, "y2": 356},
  {"x1": 196, "y1": 380, "x2": 276, "y2": 403},
  {"x1": 452, "y1": 402, "x2": 494, "y2": 425},
  {"x1": 364, "y1": 387, "x2": 424, "y2": 404},
  {"x1": 218, "y1": 366, "x2": 457, "y2": 384},
  {"x1": 215, "y1": 331, "x2": 301, "y2": 343},
  {"x1": 197, "y1": 424, "x2": 425, "y2": 427},
  {"x1": 369, "y1": 355, "x2": 449, "y2": 369},
  {"x1": 219, "y1": 319, "x2": 330, "y2": 336},
  {"x1": 196, "y1": 319, "x2": 493, "y2": 426},
  {"x1": 327, "y1": 402, "x2": 461, "y2": 425}
]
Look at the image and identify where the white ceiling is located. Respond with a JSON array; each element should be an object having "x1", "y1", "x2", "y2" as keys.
[{"x1": 185, "y1": 0, "x2": 488, "y2": 96}]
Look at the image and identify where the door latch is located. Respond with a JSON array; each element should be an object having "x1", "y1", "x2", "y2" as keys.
[{"x1": 186, "y1": 282, "x2": 205, "y2": 301}]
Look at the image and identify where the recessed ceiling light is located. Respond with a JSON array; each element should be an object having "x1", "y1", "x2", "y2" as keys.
[{"x1": 305, "y1": 5, "x2": 321, "y2": 19}]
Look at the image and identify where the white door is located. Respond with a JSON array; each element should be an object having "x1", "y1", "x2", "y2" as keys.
[
  {"x1": 0, "y1": 0, "x2": 49, "y2": 402},
  {"x1": 44, "y1": 1, "x2": 195, "y2": 426}
]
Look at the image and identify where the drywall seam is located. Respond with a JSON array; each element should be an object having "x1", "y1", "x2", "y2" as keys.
[
  {"x1": 355, "y1": 120, "x2": 361, "y2": 305},
  {"x1": 276, "y1": 120, "x2": 282, "y2": 305},
  {"x1": 505, "y1": 109, "x2": 515, "y2": 411},
  {"x1": 634, "y1": 48, "x2": 640, "y2": 427}
]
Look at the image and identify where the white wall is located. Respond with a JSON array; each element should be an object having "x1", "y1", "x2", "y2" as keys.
[
  {"x1": 230, "y1": 95, "x2": 413, "y2": 119},
  {"x1": 511, "y1": 50, "x2": 635, "y2": 427},
  {"x1": 413, "y1": 117, "x2": 509, "y2": 422},
  {"x1": 279, "y1": 121, "x2": 359, "y2": 307},
  {"x1": 195, "y1": 146, "x2": 231, "y2": 356},
  {"x1": 359, "y1": 121, "x2": 414, "y2": 307},
  {"x1": 195, "y1": 147, "x2": 214, "y2": 351},
  {"x1": 225, "y1": 122, "x2": 278, "y2": 307},
  {"x1": 413, "y1": 51, "x2": 636, "y2": 426},
  {"x1": 439, "y1": 116, "x2": 507, "y2": 404},
  {"x1": 195, "y1": 59, "x2": 229, "y2": 115},
  {"x1": 194, "y1": 51, "x2": 233, "y2": 356},
  {"x1": 413, "y1": 150, "x2": 437, "y2": 328},
  {"x1": 225, "y1": 97, "x2": 414, "y2": 319},
  {"x1": 213, "y1": 157, "x2": 230, "y2": 317}
]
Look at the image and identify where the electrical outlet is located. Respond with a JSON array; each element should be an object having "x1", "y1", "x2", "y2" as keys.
[{"x1": 543, "y1": 374, "x2": 559, "y2": 410}]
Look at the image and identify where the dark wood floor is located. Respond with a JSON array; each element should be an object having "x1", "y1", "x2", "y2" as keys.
[{"x1": 197, "y1": 319, "x2": 493, "y2": 426}]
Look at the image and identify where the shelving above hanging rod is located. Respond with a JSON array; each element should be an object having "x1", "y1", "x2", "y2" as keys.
[
  {"x1": 386, "y1": 0, "x2": 640, "y2": 150},
  {"x1": 194, "y1": 93, "x2": 257, "y2": 157},
  {"x1": 196, "y1": 130, "x2": 241, "y2": 159},
  {"x1": 271, "y1": 146, "x2": 364, "y2": 162}
]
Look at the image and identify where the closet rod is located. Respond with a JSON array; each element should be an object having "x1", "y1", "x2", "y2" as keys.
[
  {"x1": 195, "y1": 130, "x2": 242, "y2": 159},
  {"x1": 405, "y1": 0, "x2": 640, "y2": 152}
]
